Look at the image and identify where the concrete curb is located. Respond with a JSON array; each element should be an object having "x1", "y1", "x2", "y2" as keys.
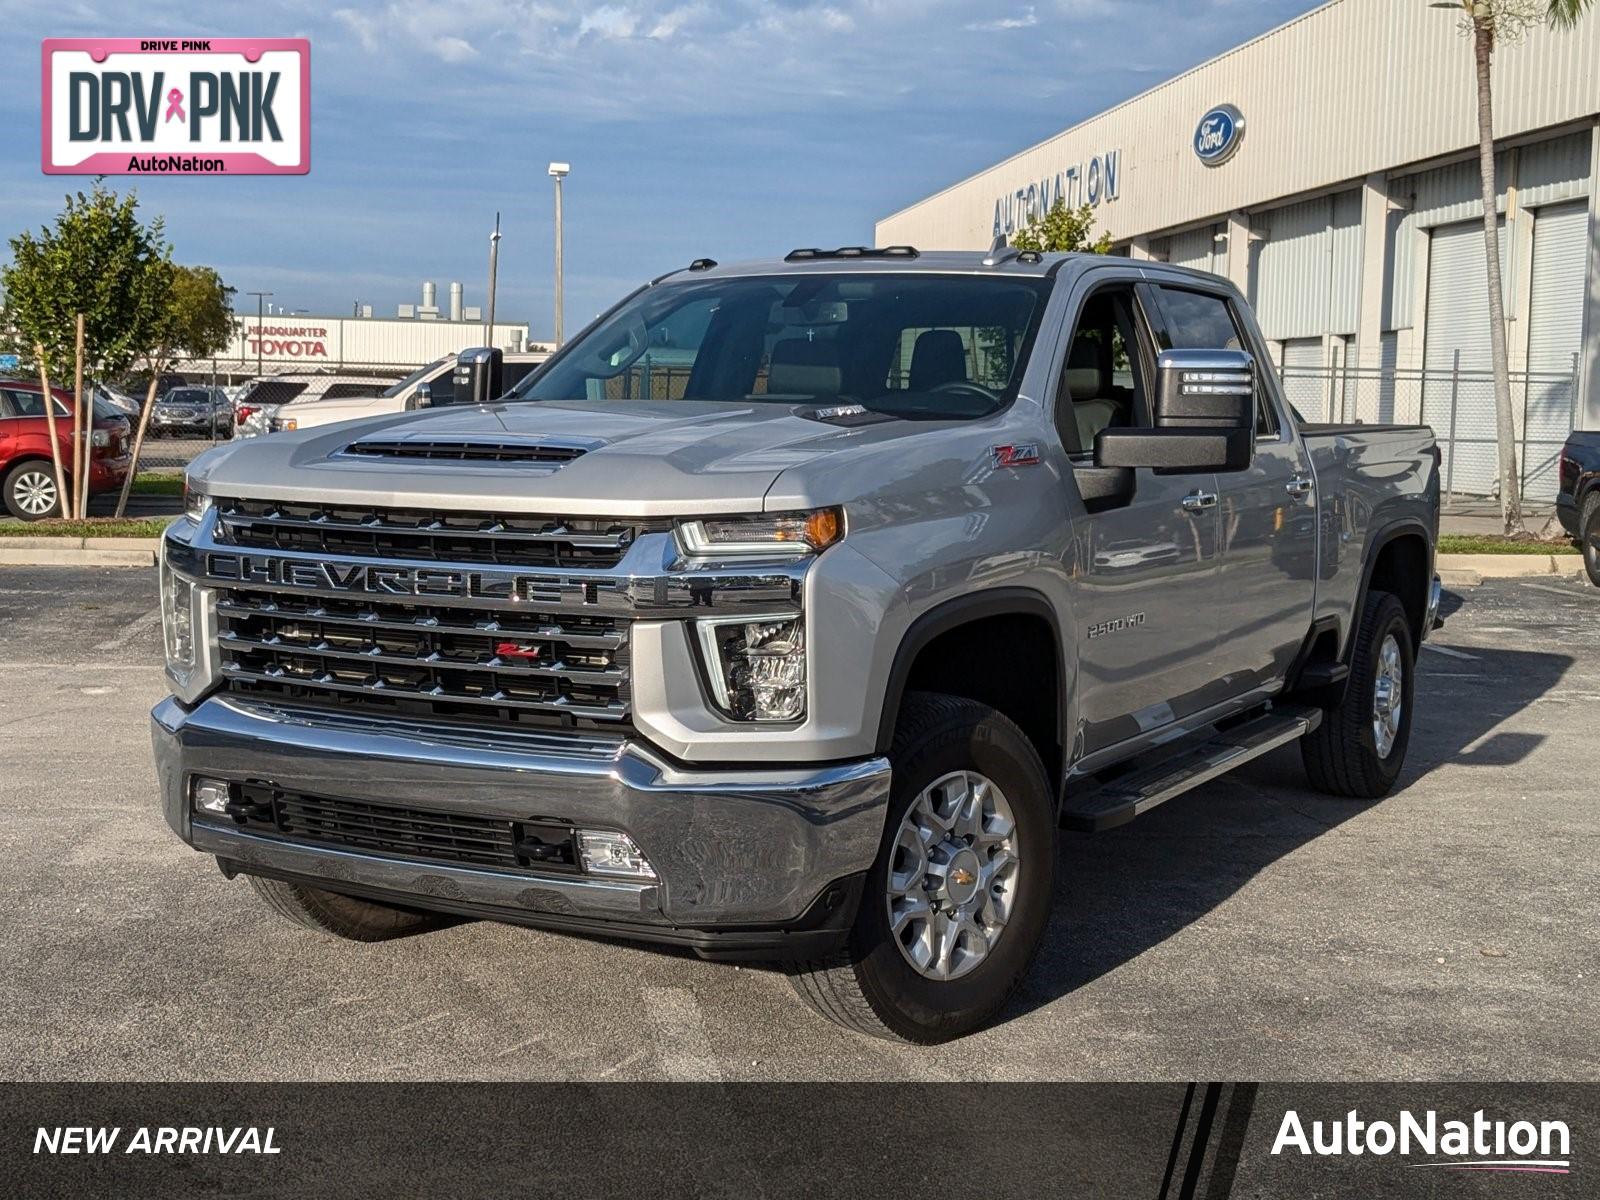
[
  {"x1": 1436, "y1": 552, "x2": 1584, "y2": 587},
  {"x1": 0, "y1": 537, "x2": 160, "y2": 568}
]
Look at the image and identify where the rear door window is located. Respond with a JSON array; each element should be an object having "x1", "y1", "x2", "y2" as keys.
[{"x1": 1153, "y1": 285, "x2": 1279, "y2": 437}]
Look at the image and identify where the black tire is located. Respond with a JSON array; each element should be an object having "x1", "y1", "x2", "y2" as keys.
[
  {"x1": 246, "y1": 874, "x2": 454, "y2": 942},
  {"x1": 1301, "y1": 590, "x2": 1415, "y2": 799},
  {"x1": 1580, "y1": 492, "x2": 1600, "y2": 588},
  {"x1": 788, "y1": 693, "x2": 1056, "y2": 1042},
  {"x1": 3, "y1": 461, "x2": 64, "y2": 520}
]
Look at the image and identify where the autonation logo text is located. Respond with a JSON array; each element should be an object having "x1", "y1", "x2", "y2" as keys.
[{"x1": 1273, "y1": 1108, "x2": 1571, "y2": 1174}]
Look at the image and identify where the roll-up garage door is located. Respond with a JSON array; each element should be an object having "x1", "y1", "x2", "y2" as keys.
[
  {"x1": 1165, "y1": 226, "x2": 1221, "y2": 274},
  {"x1": 1422, "y1": 219, "x2": 1504, "y2": 496},
  {"x1": 1277, "y1": 337, "x2": 1325, "y2": 421},
  {"x1": 1523, "y1": 201, "x2": 1589, "y2": 499}
]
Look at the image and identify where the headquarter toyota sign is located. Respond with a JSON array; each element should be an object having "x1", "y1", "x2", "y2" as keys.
[{"x1": 41, "y1": 38, "x2": 310, "y2": 175}]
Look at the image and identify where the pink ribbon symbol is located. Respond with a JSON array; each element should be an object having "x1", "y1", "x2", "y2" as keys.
[{"x1": 164, "y1": 88, "x2": 185, "y2": 123}]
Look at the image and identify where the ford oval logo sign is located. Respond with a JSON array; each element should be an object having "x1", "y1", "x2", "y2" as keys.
[{"x1": 1194, "y1": 104, "x2": 1245, "y2": 166}]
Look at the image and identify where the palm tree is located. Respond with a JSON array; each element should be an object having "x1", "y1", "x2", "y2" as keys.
[{"x1": 1440, "y1": 0, "x2": 1594, "y2": 534}]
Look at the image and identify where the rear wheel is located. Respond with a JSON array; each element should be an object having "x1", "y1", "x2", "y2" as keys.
[
  {"x1": 246, "y1": 874, "x2": 454, "y2": 941},
  {"x1": 788, "y1": 693, "x2": 1055, "y2": 1042},
  {"x1": 1301, "y1": 590, "x2": 1415, "y2": 799},
  {"x1": 4, "y1": 462, "x2": 63, "y2": 520},
  {"x1": 1580, "y1": 492, "x2": 1600, "y2": 588}
]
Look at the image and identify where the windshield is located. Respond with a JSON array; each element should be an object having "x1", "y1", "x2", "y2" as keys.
[
  {"x1": 383, "y1": 358, "x2": 446, "y2": 398},
  {"x1": 506, "y1": 273, "x2": 1052, "y2": 420},
  {"x1": 164, "y1": 388, "x2": 212, "y2": 404}
]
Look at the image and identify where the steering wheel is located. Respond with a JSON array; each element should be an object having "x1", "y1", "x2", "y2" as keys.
[{"x1": 925, "y1": 379, "x2": 1002, "y2": 412}]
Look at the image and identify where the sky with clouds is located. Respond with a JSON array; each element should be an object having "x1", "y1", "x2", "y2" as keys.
[{"x1": 2, "y1": 0, "x2": 1319, "y2": 338}]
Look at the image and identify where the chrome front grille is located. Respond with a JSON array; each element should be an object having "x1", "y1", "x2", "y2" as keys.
[
  {"x1": 215, "y1": 497, "x2": 655, "y2": 570},
  {"x1": 216, "y1": 590, "x2": 630, "y2": 726}
]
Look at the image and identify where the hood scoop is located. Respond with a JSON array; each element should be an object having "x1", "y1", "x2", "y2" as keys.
[
  {"x1": 799, "y1": 403, "x2": 895, "y2": 428},
  {"x1": 340, "y1": 437, "x2": 590, "y2": 465}
]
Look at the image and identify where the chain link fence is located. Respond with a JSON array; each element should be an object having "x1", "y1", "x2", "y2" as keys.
[{"x1": 1279, "y1": 353, "x2": 1582, "y2": 505}]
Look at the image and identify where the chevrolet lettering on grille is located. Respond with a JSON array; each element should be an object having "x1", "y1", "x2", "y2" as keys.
[{"x1": 205, "y1": 552, "x2": 597, "y2": 606}]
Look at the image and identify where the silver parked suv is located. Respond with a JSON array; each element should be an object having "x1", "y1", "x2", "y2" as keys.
[{"x1": 154, "y1": 247, "x2": 1440, "y2": 1041}]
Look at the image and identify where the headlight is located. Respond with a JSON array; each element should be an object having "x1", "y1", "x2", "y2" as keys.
[
  {"x1": 90, "y1": 429, "x2": 110, "y2": 448},
  {"x1": 676, "y1": 508, "x2": 842, "y2": 559},
  {"x1": 160, "y1": 555, "x2": 196, "y2": 672},
  {"x1": 695, "y1": 613, "x2": 806, "y2": 722},
  {"x1": 182, "y1": 478, "x2": 212, "y2": 521}
]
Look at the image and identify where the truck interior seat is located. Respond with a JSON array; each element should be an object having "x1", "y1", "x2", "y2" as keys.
[
  {"x1": 908, "y1": 329, "x2": 968, "y2": 391},
  {"x1": 768, "y1": 338, "x2": 843, "y2": 397},
  {"x1": 1064, "y1": 340, "x2": 1122, "y2": 451}
]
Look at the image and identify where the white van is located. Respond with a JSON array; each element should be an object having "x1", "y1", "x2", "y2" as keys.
[{"x1": 264, "y1": 351, "x2": 551, "y2": 435}]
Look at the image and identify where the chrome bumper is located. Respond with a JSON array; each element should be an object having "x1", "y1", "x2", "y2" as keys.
[
  {"x1": 152, "y1": 695, "x2": 890, "y2": 957},
  {"x1": 1423, "y1": 573, "x2": 1443, "y2": 640}
]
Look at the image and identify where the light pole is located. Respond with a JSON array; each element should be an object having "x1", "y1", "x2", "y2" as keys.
[
  {"x1": 548, "y1": 162, "x2": 569, "y2": 345},
  {"x1": 245, "y1": 290, "x2": 273, "y2": 378},
  {"x1": 484, "y1": 212, "x2": 502, "y2": 345}
]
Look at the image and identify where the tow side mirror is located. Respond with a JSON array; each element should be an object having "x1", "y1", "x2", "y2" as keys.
[
  {"x1": 409, "y1": 381, "x2": 433, "y2": 411},
  {"x1": 1095, "y1": 349, "x2": 1256, "y2": 474},
  {"x1": 453, "y1": 347, "x2": 504, "y2": 406}
]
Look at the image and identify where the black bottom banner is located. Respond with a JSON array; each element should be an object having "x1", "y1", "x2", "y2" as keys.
[{"x1": 3, "y1": 1083, "x2": 1592, "y2": 1197}]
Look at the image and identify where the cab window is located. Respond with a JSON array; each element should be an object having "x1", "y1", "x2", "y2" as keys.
[
  {"x1": 1053, "y1": 286, "x2": 1151, "y2": 456},
  {"x1": 1152, "y1": 285, "x2": 1279, "y2": 437}
]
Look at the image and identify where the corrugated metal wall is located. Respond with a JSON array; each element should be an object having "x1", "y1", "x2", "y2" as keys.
[
  {"x1": 1248, "y1": 189, "x2": 1361, "y2": 341},
  {"x1": 1158, "y1": 225, "x2": 1223, "y2": 273},
  {"x1": 877, "y1": 0, "x2": 1600, "y2": 250}
]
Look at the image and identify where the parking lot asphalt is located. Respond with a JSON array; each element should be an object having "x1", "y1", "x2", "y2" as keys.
[{"x1": 1, "y1": 566, "x2": 1595, "y2": 1082}]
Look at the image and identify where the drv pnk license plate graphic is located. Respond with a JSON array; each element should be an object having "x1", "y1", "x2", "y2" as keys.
[{"x1": 41, "y1": 39, "x2": 310, "y2": 175}]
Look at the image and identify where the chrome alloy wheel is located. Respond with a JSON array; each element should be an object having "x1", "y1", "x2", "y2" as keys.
[
  {"x1": 1372, "y1": 633, "x2": 1404, "y2": 759},
  {"x1": 12, "y1": 468, "x2": 59, "y2": 517},
  {"x1": 886, "y1": 770, "x2": 1020, "y2": 981}
]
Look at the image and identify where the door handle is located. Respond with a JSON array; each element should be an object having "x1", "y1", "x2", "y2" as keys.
[
  {"x1": 1285, "y1": 475, "x2": 1314, "y2": 499},
  {"x1": 1181, "y1": 490, "x2": 1218, "y2": 513}
]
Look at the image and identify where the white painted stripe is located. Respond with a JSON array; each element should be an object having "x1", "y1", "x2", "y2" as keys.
[
  {"x1": 1422, "y1": 643, "x2": 1479, "y2": 661},
  {"x1": 642, "y1": 986, "x2": 724, "y2": 1082}
]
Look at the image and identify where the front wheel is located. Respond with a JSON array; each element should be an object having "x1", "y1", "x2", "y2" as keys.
[
  {"x1": 788, "y1": 693, "x2": 1056, "y2": 1042},
  {"x1": 246, "y1": 874, "x2": 455, "y2": 941},
  {"x1": 4, "y1": 462, "x2": 64, "y2": 520},
  {"x1": 1301, "y1": 590, "x2": 1415, "y2": 798}
]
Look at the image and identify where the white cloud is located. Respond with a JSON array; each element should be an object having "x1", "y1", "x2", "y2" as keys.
[{"x1": 965, "y1": 6, "x2": 1039, "y2": 32}]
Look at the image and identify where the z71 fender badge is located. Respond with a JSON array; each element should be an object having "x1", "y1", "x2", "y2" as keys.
[{"x1": 992, "y1": 443, "x2": 1041, "y2": 468}]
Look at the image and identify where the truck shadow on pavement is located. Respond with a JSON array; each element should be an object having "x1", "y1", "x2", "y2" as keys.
[{"x1": 1006, "y1": 638, "x2": 1573, "y2": 1020}]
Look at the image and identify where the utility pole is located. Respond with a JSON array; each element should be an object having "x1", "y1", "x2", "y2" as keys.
[
  {"x1": 549, "y1": 162, "x2": 570, "y2": 345},
  {"x1": 246, "y1": 290, "x2": 273, "y2": 378},
  {"x1": 484, "y1": 212, "x2": 502, "y2": 345}
]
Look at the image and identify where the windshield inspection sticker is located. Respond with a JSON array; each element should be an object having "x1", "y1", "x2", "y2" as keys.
[{"x1": 41, "y1": 39, "x2": 310, "y2": 175}]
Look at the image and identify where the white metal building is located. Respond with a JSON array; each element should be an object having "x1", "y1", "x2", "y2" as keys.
[{"x1": 876, "y1": 0, "x2": 1600, "y2": 499}]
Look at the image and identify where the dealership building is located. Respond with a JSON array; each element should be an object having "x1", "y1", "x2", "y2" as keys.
[
  {"x1": 876, "y1": 0, "x2": 1600, "y2": 500},
  {"x1": 181, "y1": 280, "x2": 539, "y2": 380}
]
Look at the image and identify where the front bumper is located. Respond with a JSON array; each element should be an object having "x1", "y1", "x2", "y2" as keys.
[
  {"x1": 152, "y1": 695, "x2": 890, "y2": 959},
  {"x1": 1555, "y1": 492, "x2": 1578, "y2": 537}
]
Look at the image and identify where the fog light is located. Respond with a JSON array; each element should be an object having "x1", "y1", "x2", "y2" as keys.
[
  {"x1": 577, "y1": 829, "x2": 656, "y2": 879},
  {"x1": 192, "y1": 777, "x2": 232, "y2": 816}
]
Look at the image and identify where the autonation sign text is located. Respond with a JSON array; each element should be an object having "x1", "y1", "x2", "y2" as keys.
[
  {"x1": 41, "y1": 38, "x2": 310, "y2": 175},
  {"x1": 992, "y1": 150, "x2": 1120, "y2": 239}
]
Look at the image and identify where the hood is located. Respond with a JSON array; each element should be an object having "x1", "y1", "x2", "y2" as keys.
[{"x1": 185, "y1": 398, "x2": 939, "y2": 516}]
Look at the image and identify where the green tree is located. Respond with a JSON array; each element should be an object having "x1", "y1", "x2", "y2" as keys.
[
  {"x1": 116, "y1": 264, "x2": 238, "y2": 515},
  {"x1": 1, "y1": 184, "x2": 172, "y2": 384},
  {"x1": 1010, "y1": 199, "x2": 1114, "y2": 254},
  {"x1": 1438, "y1": 0, "x2": 1594, "y2": 535}
]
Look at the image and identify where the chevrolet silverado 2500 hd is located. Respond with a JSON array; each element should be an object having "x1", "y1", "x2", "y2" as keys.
[{"x1": 154, "y1": 248, "x2": 1442, "y2": 1042}]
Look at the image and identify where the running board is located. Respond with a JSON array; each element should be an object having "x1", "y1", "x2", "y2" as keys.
[{"x1": 1060, "y1": 705, "x2": 1323, "y2": 832}]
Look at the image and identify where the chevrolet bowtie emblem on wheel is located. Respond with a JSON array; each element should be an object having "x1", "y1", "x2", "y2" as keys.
[{"x1": 949, "y1": 867, "x2": 976, "y2": 887}]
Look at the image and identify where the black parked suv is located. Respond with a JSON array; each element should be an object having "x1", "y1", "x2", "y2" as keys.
[{"x1": 1556, "y1": 430, "x2": 1600, "y2": 586}]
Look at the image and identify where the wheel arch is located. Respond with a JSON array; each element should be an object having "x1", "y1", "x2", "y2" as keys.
[
  {"x1": 1351, "y1": 519, "x2": 1433, "y2": 654},
  {"x1": 874, "y1": 587, "x2": 1067, "y2": 787}
]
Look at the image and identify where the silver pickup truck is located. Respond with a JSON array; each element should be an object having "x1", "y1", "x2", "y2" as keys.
[{"x1": 154, "y1": 248, "x2": 1441, "y2": 1042}]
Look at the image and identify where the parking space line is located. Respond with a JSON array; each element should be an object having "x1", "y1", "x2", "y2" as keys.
[
  {"x1": 1423, "y1": 644, "x2": 1479, "y2": 661},
  {"x1": 642, "y1": 986, "x2": 724, "y2": 1082}
]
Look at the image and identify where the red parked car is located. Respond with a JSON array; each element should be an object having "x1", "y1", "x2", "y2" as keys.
[{"x1": 0, "y1": 381, "x2": 133, "y2": 519}]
